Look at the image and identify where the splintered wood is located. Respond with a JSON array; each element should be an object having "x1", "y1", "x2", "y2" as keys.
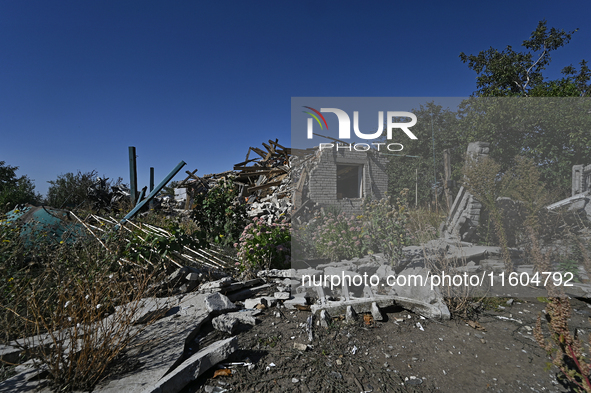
[{"x1": 179, "y1": 139, "x2": 292, "y2": 206}]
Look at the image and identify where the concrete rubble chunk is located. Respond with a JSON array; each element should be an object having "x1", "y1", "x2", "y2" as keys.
[
  {"x1": 274, "y1": 291, "x2": 290, "y2": 300},
  {"x1": 262, "y1": 296, "x2": 278, "y2": 307},
  {"x1": 199, "y1": 277, "x2": 232, "y2": 291},
  {"x1": 204, "y1": 292, "x2": 237, "y2": 314},
  {"x1": 284, "y1": 294, "x2": 308, "y2": 310},
  {"x1": 186, "y1": 272, "x2": 200, "y2": 281},
  {"x1": 212, "y1": 315, "x2": 240, "y2": 334},
  {"x1": 346, "y1": 305, "x2": 357, "y2": 322},
  {"x1": 257, "y1": 269, "x2": 295, "y2": 278},
  {"x1": 244, "y1": 298, "x2": 263, "y2": 309},
  {"x1": 227, "y1": 284, "x2": 273, "y2": 302},
  {"x1": 293, "y1": 342, "x2": 308, "y2": 351},
  {"x1": 224, "y1": 310, "x2": 261, "y2": 326},
  {"x1": 140, "y1": 337, "x2": 237, "y2": 393},
  {"x1": 320, "y1": 309, "x2": 331, "y2": 328},
  {"x1": 371, "y1": 302, "x2": 383, "y2": 321}
]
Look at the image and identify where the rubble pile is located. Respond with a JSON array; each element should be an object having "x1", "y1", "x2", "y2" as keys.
[{"x1": 178, "y1": 140, "x2": 299, "y2": 223}]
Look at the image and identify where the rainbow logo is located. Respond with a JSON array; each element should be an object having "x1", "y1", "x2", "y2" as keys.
[{"x1": 302, "y1": 106, "x2": 328, "y2": 130}]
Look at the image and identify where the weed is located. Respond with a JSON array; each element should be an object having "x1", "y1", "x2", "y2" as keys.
[
  {"x1": 191, "y1": 177, "x2": 248, "y2": 248},
  {"x1": 235, "y1": 217, "x2": 291, "y2": 276},
  {"x1": 0, "y1": 216, "x2": 170, "y2": 392},
  {"x1": 361, "y1": 190, "x2": 411, "y2": 268},
  {"x1": 312, "y1": 210, "x2": 365, "y2": 262}
]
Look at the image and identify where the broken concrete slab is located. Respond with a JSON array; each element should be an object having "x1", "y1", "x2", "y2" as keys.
[
  {"x1": 0, "y1": 364, "x2": 46, "y2": 393},
  {"x1": 224, "y1": 310, "x2": 261, "y2": 326},
  {"x1": 244, "y1": 298, "x2": 264, "y2": 309},
  {"x1": 257, "y1": 269, "x2": 295, "y2": 278},
  {"x1": 311, "y1": 294, "x2": 449, "y2": 321},
  {"x1": 226, "y1": 283, "x2": 273, "y2": 302},
  {"x1": 199, "y1": 277, "x2": 232, "y2": 291},
  {"x1": 284, "y1": 294, "x2": 309, "y2": 310},
  {"x1": 139, "y1": 337, "x2": 237, "y2": 393},
  {"x1": 217, "y1": 278, "x2": 264, "y2": 295},
  {"x1": 96, "y1": 309, "x2": 211, "y2": 393},
  {"x1": 320, "y1": 310, "x2": 331, "y2": 328},
  {"x1": 274, "y1": 291, "x2": 290, "y2": 300},
  {"x1": 346, "y1": 305, "x2": 357, "y2": 322},
  {"x1": 204, "y1": 292, "x2": 237, "y2": 314},
  {"x1": 212, "y1": 315, "x2": 240, "y2": 334}
]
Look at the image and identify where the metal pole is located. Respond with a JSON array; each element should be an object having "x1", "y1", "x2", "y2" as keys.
[
  {"x1": 149, "y1": 167, "x2": 155, "y2": 192},
  {"x1": 129, "y1": 147, "x2": 138, "y2": 205},
  {"x1": 149, "y1": 167, "x2": 155, "y2": 210},
  {"x1": 116, "y1": 161, "x2": 186, "y2": 228}
]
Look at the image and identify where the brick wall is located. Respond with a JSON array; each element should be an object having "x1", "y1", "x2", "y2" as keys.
[{"x1": 307, "y1": 147, "x2": 389, "y2": 215}]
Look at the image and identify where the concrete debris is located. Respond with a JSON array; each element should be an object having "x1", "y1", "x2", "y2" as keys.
[
  {"x1": 274, "y1": 291, "x2": 290, "y2": 300},
  {"x1": 204, "y1": 292, "x2": 237, "y2": 314},
  {"x1": 211, "y1": 314, "x2": 240, "y2": 334},
  {"x1": 371, "y1": 302, "x2": 383, "y2": 322},
  {"x1": 200, "y1": 277, "x2": 233, "y2": 291},
  {"x1": 140, "y1": 337, "x2": 237, "y2": 393},
  {"x1": 346, "y1": 305, "x2": 358, "y2": 322},
  {"x1": 177, "y1": 140, "x2": 292, "y2": 223},
  {"x1": 320, "y1": 309, "x2": 331, "y2": 328},
  {"x1": 293, "y1": 342, "x2": 308, "y2": 351},
  {"x1": 442, "y1": 142, "x2": 489, "y2": 242},
  {"x1": 244, "y1": 298, "x2": 264, "y2": 309},
  {"x1": 224, "y1": 309, "x2": 261, "y2": 326}
]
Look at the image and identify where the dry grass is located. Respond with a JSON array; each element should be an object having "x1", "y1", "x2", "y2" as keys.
[{"x1": 0, "y1": 218, "x2": 170, "y2": 392}]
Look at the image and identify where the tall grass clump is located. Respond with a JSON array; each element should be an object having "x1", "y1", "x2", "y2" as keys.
[{"x1": 0, "y1": 217, "x2": 169, "y2": 392}]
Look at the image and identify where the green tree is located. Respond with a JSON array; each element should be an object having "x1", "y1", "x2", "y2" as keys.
[
  {"x1": 46, "y1": 170, "x2": 99, "y2": 208},
  {"x1": 458, "y1": 20, "x2": 591, "y2": 195},
  {"x1": 460, "y1": 20, "x2": 590, "y2": 97},
  {"x1": 0, "y1": 161, "x2": 40, "y2": 213}
]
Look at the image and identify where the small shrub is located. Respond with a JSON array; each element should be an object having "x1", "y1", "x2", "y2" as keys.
[
  {"x1": 235, "y1": 217, "x2": 291, "y2": 275},
  {"x1": 313, "y1": 211, "x2": 365, "y2": 262},
  {"x1": 191, "y1": 177, "x2": 248, "y2": 248},
  {"x1": 0, "y1": 218, "x2": 169, "y2": 392},
  {"x1": 534, "y1": 296, "x2": 591, "y2": 392},
  {"x1": 362, "y1": 190, "x2": 411, "y2": 268},
  {"x1": 406, "y1": 207, "x2": 444, "y2": 245}
]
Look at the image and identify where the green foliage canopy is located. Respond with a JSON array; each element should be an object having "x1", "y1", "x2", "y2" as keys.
[
  {"x1": 46, "y1": 170, "x2": 99, "y2": 208},
  {"x1": 459, "y1": 20, "x2": 590, "y2": 97},
  {"x1": 0, "y1": 161, "x2": 40, "y2": 213}
]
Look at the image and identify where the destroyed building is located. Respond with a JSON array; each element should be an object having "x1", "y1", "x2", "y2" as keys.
[{"x1": 293, "y1": 146, "x2": 389, "y2": 217}]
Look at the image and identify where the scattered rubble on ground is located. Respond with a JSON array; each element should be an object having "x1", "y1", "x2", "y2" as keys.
[{"x1": 5, "y1": 140, "x2": 591, "y2": 392}]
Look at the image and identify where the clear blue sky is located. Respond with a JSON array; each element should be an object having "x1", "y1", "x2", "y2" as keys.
[{"x1": 1, "y1": 1, "x2": 590, "y2": 196}]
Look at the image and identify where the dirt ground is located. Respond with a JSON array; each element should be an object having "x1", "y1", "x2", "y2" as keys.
[{"x1": 176, "y1": 293, "x2": 591, "y2": 393}]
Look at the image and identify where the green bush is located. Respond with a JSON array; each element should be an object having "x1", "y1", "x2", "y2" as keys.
[
  {"x1": 191, "y1": 177, "x2": 247, "y2": 247},
  {"x1": 46, "y1": 170, "x2": 99, "y2": 209},
  {"x1": 312, "y1": 211, "x2": 366, "y2": 262},
  {"x1": 235, "y1": 217, "x2": 290, "y2": 274},
  {"x1": 362, "y1": 190, "x2": 411, "y2": 267}
]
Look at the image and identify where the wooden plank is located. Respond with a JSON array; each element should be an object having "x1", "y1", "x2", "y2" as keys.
[
  {"x1": 247, "y1": 181, "x2": 282, "y2": 193},
  {"x1": 251, "y1": 147, "x2": 268, "y2": 159},
  {"x1": 262, "y1": 142, "x2": 275, "y2": 155}
]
